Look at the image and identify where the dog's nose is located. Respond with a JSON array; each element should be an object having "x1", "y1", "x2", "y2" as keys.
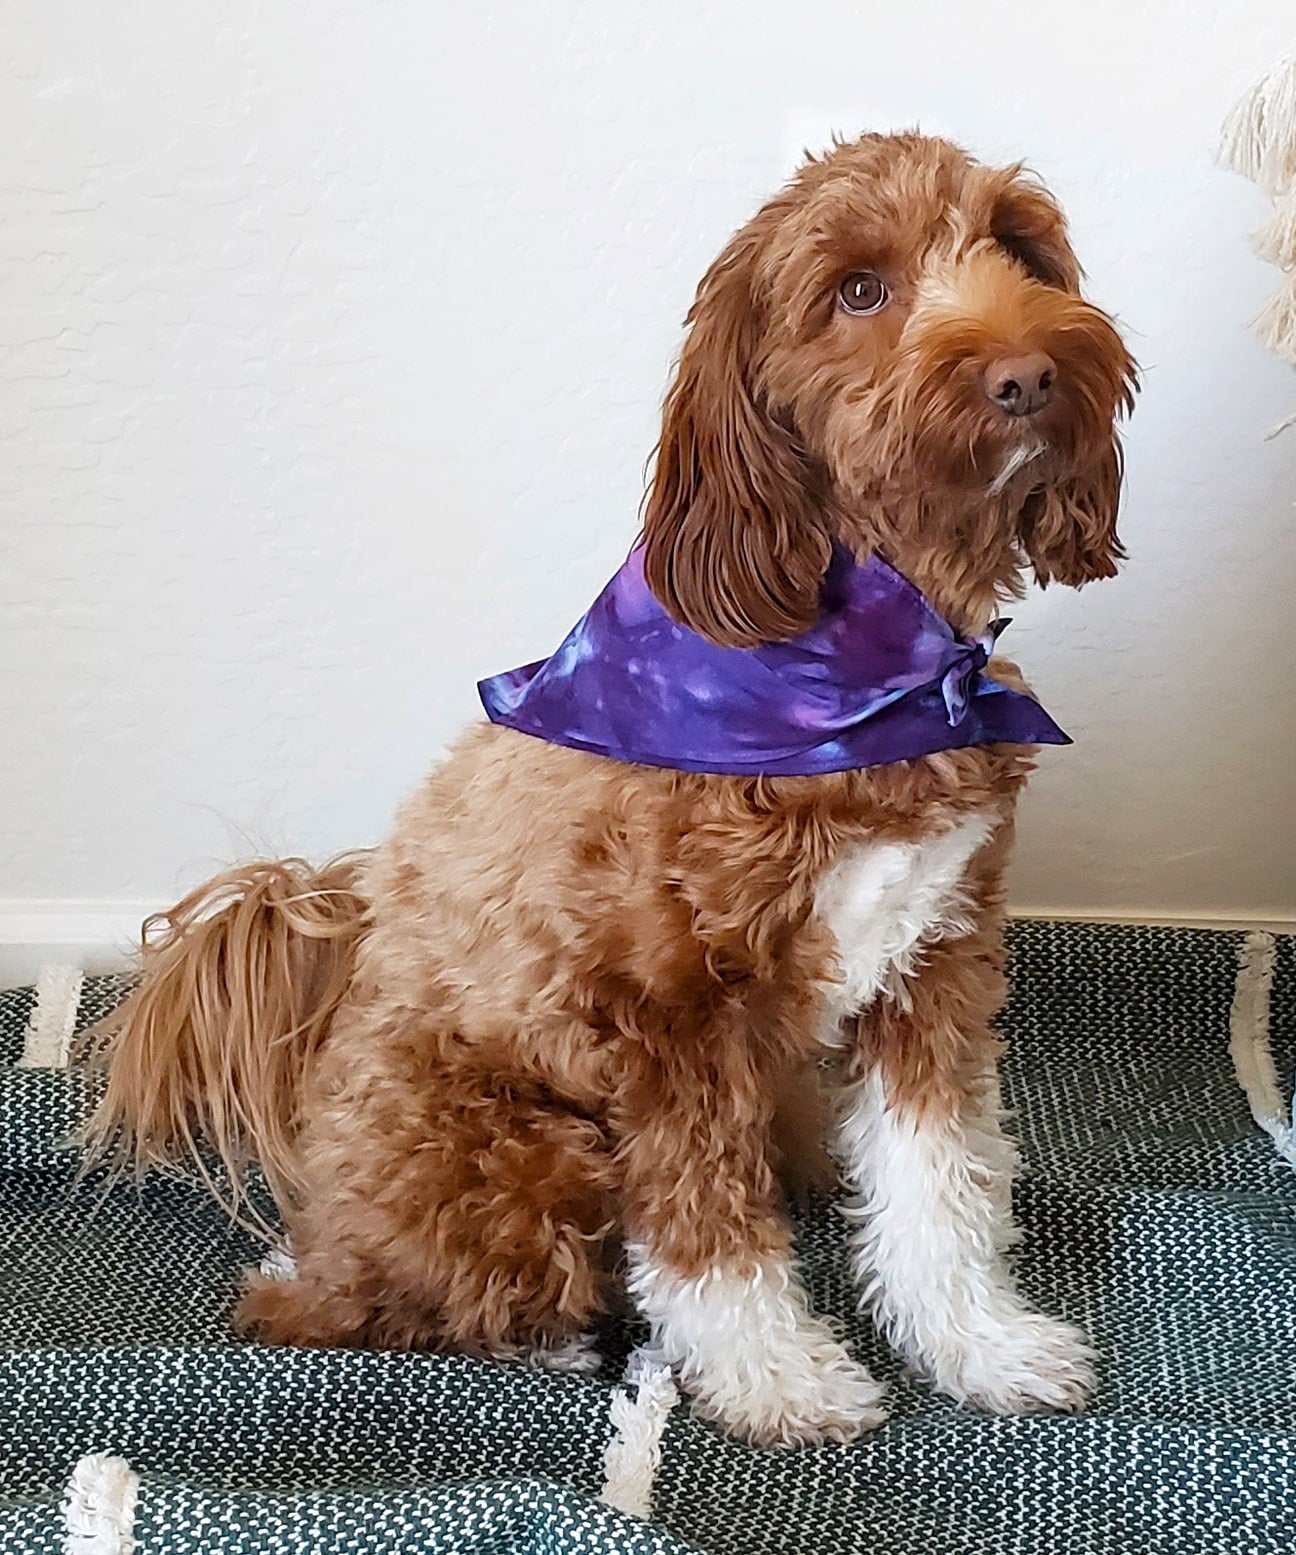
[{"x1": 983, "y1": 352, "x2": 1056, "y2": 417}]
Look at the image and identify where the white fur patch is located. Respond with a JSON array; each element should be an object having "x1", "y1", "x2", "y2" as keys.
[
  {"x1": 625, "y1": 1242, "x2": 887, "y2": 1445},
  {"x1": 989, "y1": 437, "x2": 1046, "y2": 496},
  {"x1": 837, "y1": 1070, "x2": 1094, "y2": 1414},
  {"x1": 814, "y1": 813, "x2": 994, "y2": 1037}
]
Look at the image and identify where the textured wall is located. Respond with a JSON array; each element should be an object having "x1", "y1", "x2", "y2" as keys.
[{"x1": 2, "y1": 0, "x2": 1294, "y2": 923}]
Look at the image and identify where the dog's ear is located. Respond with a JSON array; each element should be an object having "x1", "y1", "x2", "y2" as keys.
[
  {"x1": 992, "y1": 175, "x2": 1082, "y2": 295},
  {"x1": 1019, "y1": 440, "x2": 1126, "y2": 586},
  {"x1": 641, "y1": 227, "x2": 832, "y2": 648}
]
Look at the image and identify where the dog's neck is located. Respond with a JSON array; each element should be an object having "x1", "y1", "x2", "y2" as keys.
[{"x1": 837, "y1": 488, "x2": 1027, "y2": 638}]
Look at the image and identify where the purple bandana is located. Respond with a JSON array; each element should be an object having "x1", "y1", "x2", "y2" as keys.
[{"x1": 478, "y1": 545, "x2": 1069, "y2": 776}]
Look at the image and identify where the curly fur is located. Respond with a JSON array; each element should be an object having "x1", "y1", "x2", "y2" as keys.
[{"x1": 83, "y1": 133, "x2": 1136, "y2": 1445}]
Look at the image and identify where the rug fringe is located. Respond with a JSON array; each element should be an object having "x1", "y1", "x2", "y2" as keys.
[
  {"x1": 1228, "y1": 930, "x2": 1295, "y2": 1167},
  {"x1": 63, "y1": 1453, "x2": 138, "y2": 1555},
  {"x1": 600, "y1": 1345, "x2": 679, "y2": 1520},
  {"x1": 19, "y1": 963, "x2": 84, "y2": 1071},
  {"x1": 258, "y1": 1244, "x2": 298, "y2": 1282}
]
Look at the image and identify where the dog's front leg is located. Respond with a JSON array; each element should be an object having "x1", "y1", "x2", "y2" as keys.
[
  {"x1": 836, "y1": 927, "x2": 1095, "y2": 1414},
  {"x1": 617, "y1": 1026, "x2": 887, "y2": 1445}
]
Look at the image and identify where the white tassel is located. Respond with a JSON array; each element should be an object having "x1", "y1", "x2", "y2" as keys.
[
  {"x1": 1224, "y1": 53, "x2": 1296, "y2": 427},
  {"x1": 63, "y1": 1454, "x2": 139, "y2": 1555},
  {"x1": 1220, "y1": 66, "x2": 1272, "y2": 182},
  {"x1": 1228, "y1": 931, "x2": 1295, "y2": 1167},
  {"x1": 1253, "y1": 188, "x2": 1296, "y2": 270},
  {"x1": 1220, "y1": 51, "x2": 1296, "y2": 195},
  {"x1": 1253, "y1": 273, "x2": 1296, "y2": 368},
  {"x1": 18, "y1": 963, "x2": 85, "y2": 1070},
  {"x1": 257, "y1": 1244, "x2": 297, "y2": 1281},
  {"x1": 599, "y1": 1346, "x2": 679, "y2": 1519}
]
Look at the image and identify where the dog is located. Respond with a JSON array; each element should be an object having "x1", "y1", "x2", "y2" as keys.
[{"x1": 85, "y1": 132, "x2": 1136, "y2": 1447}]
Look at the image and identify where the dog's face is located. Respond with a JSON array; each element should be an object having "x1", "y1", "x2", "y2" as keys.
[{"x1": 643, "y1": 134, "x2": 1138, "y2": 647}]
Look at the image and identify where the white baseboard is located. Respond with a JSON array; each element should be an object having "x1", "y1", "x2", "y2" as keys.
[
  {"x1": 1012, "y1": 906, "x2": 1296, "y2": 933},
  {"x1": 0, "y1": 901, "x2": 156, "y2": 990},
  {"x1": 0, "y1": 898, "x2": 1291, "y2": 992}
]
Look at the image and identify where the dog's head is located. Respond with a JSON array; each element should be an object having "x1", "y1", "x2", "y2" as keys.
[{"x1": 642, "y1": 134, "x2": 1138, "y2": 646}]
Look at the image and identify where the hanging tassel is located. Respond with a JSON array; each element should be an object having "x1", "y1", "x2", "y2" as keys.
[
  {"x1": 1253, "y1": 272, "x2": 1296, "y2": 368},
  {"x1": 1220, "y1": 66, "x2": 1272, "y2": 182},
  {"x1": 1219, "y1": 50, "x2": 1296, "y2": 195},
  {"x1": 1253, "y1": 187, "x2": 1296, "y2": 269},
  {"x1": 1222, "y1": 51, "x2": 1296, "y2": 430}
]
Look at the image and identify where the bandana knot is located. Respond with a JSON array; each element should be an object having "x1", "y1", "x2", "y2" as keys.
[{"x1": 940, "y1": 620, "x2": 1010, "y2": 727}]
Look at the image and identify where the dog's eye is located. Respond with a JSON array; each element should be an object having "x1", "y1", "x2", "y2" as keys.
[{"x1": 839, "y1": 272, "x2": 888, "y2": 315}]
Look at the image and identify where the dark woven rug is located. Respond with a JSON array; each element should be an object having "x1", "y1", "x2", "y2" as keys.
[{"x1": 1, "y1": 921, "x2": 1294, "y2": 1553}]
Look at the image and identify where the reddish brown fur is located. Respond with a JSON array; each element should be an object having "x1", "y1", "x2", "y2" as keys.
[
  {"x1": 647, "y1": 134, "x2": 1134, "y2": 641},
  {"x1": 85, "y1": 134, "x2": 1135, "y2": 1398}
]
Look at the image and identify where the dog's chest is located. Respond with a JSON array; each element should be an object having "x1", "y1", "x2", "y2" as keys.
[{"x1": 811, "y1": 812, "x2": 994, "y2": 1032}]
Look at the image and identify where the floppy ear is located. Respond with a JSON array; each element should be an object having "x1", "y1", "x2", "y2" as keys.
[
  {"x1": 992, "y1": 174, "x2": 1083, "y2": 294},
  {"x1": 641, "y1": 228, "x2": 832, "y2": 648},
  {"x1": 1019, "y1": 440, "x2": 1126, "y2": 586}
]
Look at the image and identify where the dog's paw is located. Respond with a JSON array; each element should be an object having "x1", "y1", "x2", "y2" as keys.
[
  {"x1": 630, "y1": 1246, "x2": 887, "y2": 1446},
  {"x1": 927, "y1": 1311, "x2": 1096, "y2": 1416},
  {"x1": 695, "y1": 1333, "x2": 889, "y2": 1447}
]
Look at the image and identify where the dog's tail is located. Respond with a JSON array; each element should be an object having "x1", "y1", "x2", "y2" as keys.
[{"x1": 80, "y1": 853, "x2": 371, "y2": 1230}]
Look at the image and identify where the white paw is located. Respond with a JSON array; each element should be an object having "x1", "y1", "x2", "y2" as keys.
[
  {"x1": 627, "y1": 1246, "x2": 888, "y2": 1446},
  {"x1": 926, "y1": 1310, "x2": 1096, "y2": 1415},
  {"x1": 692, "y1": 1328, "x2": 890, "y2": 1447}
]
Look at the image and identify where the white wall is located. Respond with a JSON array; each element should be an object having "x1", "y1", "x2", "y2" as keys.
[{"x1": 2, "y1": 0, "x2": 1294, "y2": 962}]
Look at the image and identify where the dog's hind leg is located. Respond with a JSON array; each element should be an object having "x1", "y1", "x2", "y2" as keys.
[{"x1": 238, "y1": 1014, "x2": 619, "y2": 1363}]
